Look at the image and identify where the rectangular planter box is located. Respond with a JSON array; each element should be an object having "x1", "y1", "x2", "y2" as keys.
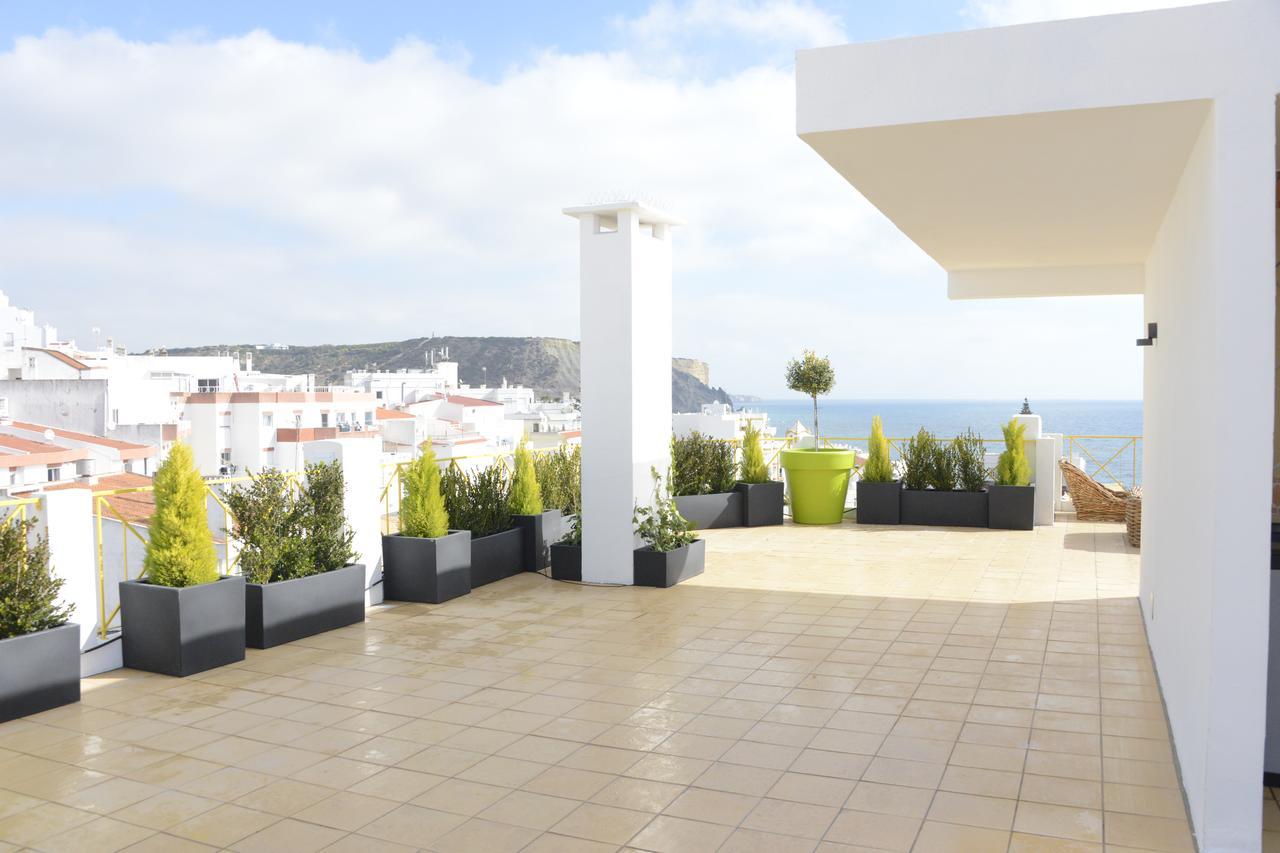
[
  {"x1": 736, "y1": 481, "x2": 785, "y2": 527},
  {"x1": 246, "y1": 563, "x2": 366, "y2": 649},
  {"x1": 470, "y1": 527, "x2": 524, "y2": 587},
  {"x1": 674, "y1": 492, "x2": 743, "y2": 530},
  {"x1": 856, "y1": 480, "x2": 902, "y2": 525},
  {"x1": 549, "y1": 543, "x2": 582, "y2": 582},
  {"x1": 120, "y1": 576, "x2": 245, "y2": 677},
  {"x1": 988, "y1": 484, "x2": 1035, "y2": 530},
  {"x1": 900, "y1": 489, "x2": 988, "y2": 528},
  {"x1": 513, "y1": 510, "x2": 563, "y2": 572},
  {"x1": 382, "y1": 530, "x2": 471, "y2": 604},
  {"x1": 0, "y1": 623, "x2": 80, "y2": 723},
  {"x1": 634, "y1": 538, "x2": 706, "y2": 588}
]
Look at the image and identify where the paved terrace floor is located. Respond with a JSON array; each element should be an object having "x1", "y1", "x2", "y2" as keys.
[{"x1": 0, "y1": 520, "x2": 1210, "y2": 852}]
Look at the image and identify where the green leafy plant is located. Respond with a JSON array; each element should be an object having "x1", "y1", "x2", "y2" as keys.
[
  {"x1": 145, "y1": 443, "x2": 219, "y2": 588},
  {"x1": 0, "y1": 518, "x2": 72, "y2": 640},
  {"x1": 861, "y1": 416, "x2": 894, "y2": 483},
  {"x1": 401, "y1": 446, "x2": 450, "y2": 539},
  {"x1": 559, "y1": 513, "x2": 582, "y2": 546},
  {"x1": 927, "y1": 439, "x2": 958, "y2": 491},
  {"x1": 900, "y1": 428, "x2": 937, "y2": 491},
  {"x1": 953, "y1": 430, "x2": 989, "y2": 493},
  {"x1": 784, "y1": 350, "x2": 836, "y2": 443},
  {"x1": 533, "y1": 444, "x2": 581, "y2": 514},
  {"x1": 633, "y1": 468, "x2": 697, "y2": 553},
  {"x1": 995, "y1": 419, "x2": 1032, "y2": 486},
  {"x1": 301, "y1": 461, "x2": 356, "y2": 572},
  {"x1": 442, "y1": 463, "x2": 512, "y2": 538},
  {"x1": 509, "y1": 439, "x2": 544, "y2": 516},
  {"x1": 739, "y1": 422, "x2": 769, "y2": 484},
  {"x1": 671, "y1": 431, "x2": 738, "y2": 496},
  {"x1": 224, "y1": 469, "x2": 312, "y2": 585}
]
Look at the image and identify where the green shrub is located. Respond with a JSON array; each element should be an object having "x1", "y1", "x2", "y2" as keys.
[
  {"x1": 995, "y1": 419, "x2": 1032, "y2": 486},
  {"x1": 739, "y1": 422, "x2": 769, "y2": 484},
  {"x1": 901, "y1": 428, "x2": 936, "y2": 491},
  {"x1": 145, "y1": 443, "x2": 219, "y2": 588},
  {"x1": 0, "y1": 518, "x2": 72, "y2": 640},
  {"x1": 862, "y1": 416, "x2": 894, "y2": 483},
  {"x1": 301, "y1": 461, "x2": 356, "y2": 572},
  {"x1": 634, "y1": 468, "x2": 696, "y2": 553},
  {"x1": 927, "y1": 439, "x2": 958, "y2": 491},
  {"x1": 784, "y1": 350, "x2": 836, "y2": 442},
  {"x1": 953, "y1": 430, "x2": 988, "y2": 492},
  {"x1": 671, "y1": 431, "x2": 737, "y2": 496},
  {"x1": 534, "y1": 444, "x2": 581, "y2": 514},
  {"x1": 442, "y1": 463, "x2": 512, "y2": 538},
  {"x1": 224, "y1": 469, "x2": 312, "y2": 585},
  {"x1": 559, "y1": 513, "x2": 582, "y2": 546},
  {"x1": 401, "y1": 446, "x2": 450, "y2": 539},
  {"x1": 509, "y1": 440, "x2": 543, "y2": 516}
]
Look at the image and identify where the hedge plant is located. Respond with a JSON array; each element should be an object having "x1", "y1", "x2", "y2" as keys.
[
  {"x1": 995, "y1": 419, "x2": 1031, "y2": 486},
  {"x1": 442, "y1": 463, "x2": 512, "y2": 538},
  {"x1": 509, "y1": 440, "x2": 543, "y2": 516},
  {"x1": 739, "y1": 422, "x2": 769, "y2": 485},
  {"x1": 861, "y1": 416, "x2": 894, "y2": 483},
  {"x1": 671, "y1": 431, "x2": 737, "y2": 497},
  {"x1": 953, "y1": 430, "x2": 988, "y2": 493},
  {"x1": 534, "y1": 444, "x2": 581, "y2": 514},
  {"x1": 901, "y1": 428, "x2": 937, "y2": 491},
  {"x1": 401, "y1": 446, "x2": 449, "y2": 539},
  {"x1": 224, "y1": 469, "x2": 312, "y2": 585},
  {"x1": 145, "y1": 443, "x2": 219, "y2": 588},
  {"x1": 0, "y1": 518, "x2": 72, "y2": 640},
  {"x1": 301, "y1": 461, "x2": 356, "y2": 572}
]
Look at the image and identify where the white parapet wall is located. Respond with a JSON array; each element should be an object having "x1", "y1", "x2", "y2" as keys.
[{"x1": 304, "y1": 439, "x2": 384, "y2": 606}]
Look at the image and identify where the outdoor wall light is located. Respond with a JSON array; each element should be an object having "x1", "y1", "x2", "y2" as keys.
[{"x1": 1136, "y1": 322, "x2": 1158, "y2": 346}]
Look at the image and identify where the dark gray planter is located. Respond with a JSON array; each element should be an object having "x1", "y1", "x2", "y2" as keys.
[
  {"x1": 513, "y1": 510, "x2": 563, "y2": 571},
  {"x1": 900, "y1": 489, "x2": 988, "y2": 528},
  {"x1": 634, "y1": 539, "x2": 706, "y2": 588},
  {"x1": 120, "y1": 576, "x2": 245, "y2": 677},
  {"x1": 549, "y1": 543, "x2": 582, "y2": 582},
  {"x1": 674, "y1": 492, "x2": 743, "y2": 530},
  {"x1": 382, "y1": 530, "x2": 471, "y2": 604},
  {"x1": 736, "y1": 481, "x2": 784, "y2": 527},
  {"x1": 856, "y1": 480, "x2": 902, "y2": 525},
  {"x1": 0, "y1": 623, "x2": 80, "y2": 723},
  {"x1": 470, "y1": 527, "x2": 524, "y2": 587},
  {"x1": 988, "y1": 485, "x2": 1035, "y2": 530},
  {"x1": 245, "y1": 563, "x2": 366, "y2": 649}
]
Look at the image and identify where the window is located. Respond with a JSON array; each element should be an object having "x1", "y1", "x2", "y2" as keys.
[
  {"x1": 336, "y1": 412, "x2": 348, "y2": 424},
  {"x1": 27, "y1": 357, "x2": 35, "y2": 369},
  {"x1": 46, "y1": 466, "x2": 60, "y2": 483},
  {"x1": 320, "y1": 412, "x2": 329, "y2": 428},
  {"x1": 197, "y1": 378, "x2": 219, "y2": 393},
  {"x1": 262, "y1": 413, "x2": 273, "y2": 428},
  {"x1": 375, "y1": 390, "x2": 383, "y2": 399},
  {"x1": 3, "y1": 333, "x2": 13, "y2": 348},
  {"x1": 364, "y1": 411, "x2": 374, "y2": 426}
]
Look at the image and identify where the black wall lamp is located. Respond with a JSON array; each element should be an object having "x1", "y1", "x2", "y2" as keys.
[{"x1": 1136, "y1": 322, "x2": 1158, "y2": 347}]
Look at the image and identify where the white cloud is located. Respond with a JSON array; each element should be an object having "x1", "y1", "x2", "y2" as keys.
[
  {"x1": 623, "y1": 0, "x2": 845, "y2": 49},
  {"x1": 964, "y1": 0, "x2": 1215, "y2": 27}
]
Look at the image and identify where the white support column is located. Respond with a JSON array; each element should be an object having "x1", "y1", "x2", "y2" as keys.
[
  {"x1": 565, "y1": 202, "x2": 682, "y2": 585},
  {"x1": 304, "y1": 439, "x2": 384, "y2": 605},
  {"x1": 1013, "y1": 413, "x2": 1055, "y2": 526},
  {"x1": 41, "y1": 488, "x2": 120, "y2": 675}
]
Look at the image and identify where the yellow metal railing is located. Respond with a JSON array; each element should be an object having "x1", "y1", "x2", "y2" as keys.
[
  {"x1": 1064, "y1": 435, "x2": 1142, "y2": 492},
  {"x1": 0, "y1": 495, "x2": 40, "y2": 529}
]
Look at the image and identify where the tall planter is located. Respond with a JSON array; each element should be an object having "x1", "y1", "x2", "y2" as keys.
[
  {"x1": 988, "y1": 485, "x2": 1035, "y2": 530},
  {"x1": 382, "y1": 531, "x2": 471, "y2": 604},
  {"x1": 549, "y1": 543, "x2": 582, "y2": 582},
  {"x1": 673, "y1": 492, "x2": 743, "y2": 530},
  {"x1": 0, "y1": 623, "x2": 80, "y2": 723},
  {"x1": 781, "y1": 448, "x2": 855, "y2": 524},
  {"x1": 736, "y1": 481, "x2": 785, "y2": 527},
  {"x1": 470, "y1": 528, "x2": 524, "y2": 587},
  {"x1": 634, "y1": 539, "x2": 706, "y2": 588},
  {"x1": 513, "y1": 510, "x2": 563, "y2": 572},
  {"x1": 120, "y1": 577, "x2": 245, "y2": 677},
  {"x1": 900, "y1": 490, "x2": 988, "y2": 528},
  {"x1": 246, "y1": 563, "x2": 365, "y2": 649},
  {"x1": 856, "y1": 480, "x2": 901, "y2": 525}
]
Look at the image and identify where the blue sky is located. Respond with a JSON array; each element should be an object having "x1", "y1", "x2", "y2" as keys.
[{"x1": 0, "y1": 1, "x2": 1175, "y2": 398}]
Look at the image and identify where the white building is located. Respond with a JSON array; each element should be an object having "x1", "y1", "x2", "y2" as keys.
[
  {"x1": 345, "y1": 357, "x2": 459, "y2": 406},
  {"x1": 672, "y1": 402, "x2": 772, "y2": 441},
  {"x1": 795, "y1": 2, "x2": 1279, "y2": 847},
  {"x1": 0, "y1": 290, "x2": 60, "y2": 378}
]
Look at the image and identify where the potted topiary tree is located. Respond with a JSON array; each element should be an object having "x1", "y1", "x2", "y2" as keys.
[
  {"x1": 549, "y1": 514, "x2": 582, "y2": 581},
  {"x1": 856, "y1": 416, "x2": 901, "y2": 525},
  {"x1": 382, "y1": 445, "x2": 471, "y2": 604},
  {"x1": 510, "y1": 439, "x2": 561, "y2": 572},
  {"x1": 0, "y1": 517, "x2": 78, "y2": 722},
  {"x1": 120, "y1": 443, "x2": 244, "y2": 677},
  {"x1": 443, "y1": 462, "x2": 519, "y2": 587},
  {"x1": 227, "y1": 462, "x2": 365, "y2": 649},
  {"x1": 671, "y1": 431, "x2": 743, "y2": 529},
  {"x1": 735, "y1": 421, "x2": 783, "y2": 526},
  {"x1": 779, "y1": 351, "x2": 854, "y2": 524},
  {"x1": 989, "y1": 419, "x2": 1034, "y2": 530},
  {"x1": 633, "y1": 469, "x2": 703, "y2": 588},
  {"x1": 899, "y1": 428, "x2": 989, "y2": 527}
]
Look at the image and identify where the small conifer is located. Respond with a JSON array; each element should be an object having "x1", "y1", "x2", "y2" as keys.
[
  {"x1": 144, "y1": 443, "x2": 219, "y2": 587},
  {"x1": 995, "y1": 419, "x2": 1032, "y2": 486},
  {"x1": 509, "y1": 439, "x2": 543, "y2": 516},
  {"x1": 740, "y1": 422, "x2": 769, "y2": 484},
  {"x1": 401, "y1": 445, "x2": 450, "y2": 539},
  {"x1": 862, "y1": 416, "x2": 894, "y2": 483}
]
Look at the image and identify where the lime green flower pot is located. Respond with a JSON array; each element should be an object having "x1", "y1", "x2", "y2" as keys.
[{"x1": 781, "y1": 448, "x2": 855, "y2": 524}]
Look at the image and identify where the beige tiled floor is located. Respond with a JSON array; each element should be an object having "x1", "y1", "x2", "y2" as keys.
[{"x1": 0, "y1": 519, "x2": 1198, "y2": 852}]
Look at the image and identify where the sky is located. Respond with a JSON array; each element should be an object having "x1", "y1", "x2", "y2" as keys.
[{"x1": 0, "y1": 0, "x2": 1207, "y2": 398}]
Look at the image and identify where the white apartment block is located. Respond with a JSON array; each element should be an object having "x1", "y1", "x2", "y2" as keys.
[{"x1": 672, "y1": 402, "x2": 772, "y2": 441}]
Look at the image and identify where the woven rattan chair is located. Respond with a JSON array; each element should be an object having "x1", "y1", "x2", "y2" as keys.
[{"x1": 1059, "y1": 459, "x2": 1128, "y2": 522}]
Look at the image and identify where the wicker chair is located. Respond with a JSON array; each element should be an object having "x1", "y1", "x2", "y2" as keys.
[{"x1": 1059, "y1": 459, "x2": 1128, "y2": 522}]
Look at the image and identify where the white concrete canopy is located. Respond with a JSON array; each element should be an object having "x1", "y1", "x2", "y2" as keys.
[{"x1": 797, "y1": 2, "x2": 1280, "y2": 850}]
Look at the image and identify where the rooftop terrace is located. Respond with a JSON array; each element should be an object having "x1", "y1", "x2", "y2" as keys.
[{"x1": 0, "y1": 519, "x2": 1202, "y2": 852}]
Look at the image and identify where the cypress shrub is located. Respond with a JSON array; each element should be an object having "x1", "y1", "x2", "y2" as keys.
[
  {"x1": 928, "y1": 440, "x2": 959, "y2": 491},
  {"x1": 995, "y1": 419, "x2": 1032, "y2": 486},
  {"x1": 901, "y1": 428, "x2": 937, "y2": 491},
  {"x1": 145, "y1": 443, "x2": 219, "y2": 588},
  {"x1": 401, "y1": 446, "x2": 449, "y2": 539},
  {"x1": 861, "y1": 416, "x2": 894, "y2": 483},
  {"x1": 739, "y1": 422, "x2": 769, "y2": 484},
  {"x1": 509, "y1": 440, "x2": 543, "y2": 515},
  {"x1": 0, "y1": 518, "x2": 72, "y2": 639}
]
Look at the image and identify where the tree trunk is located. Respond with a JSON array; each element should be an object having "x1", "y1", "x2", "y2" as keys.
[{"x1": 812, "y1": 396, "x2": 819, "y2": 448}]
